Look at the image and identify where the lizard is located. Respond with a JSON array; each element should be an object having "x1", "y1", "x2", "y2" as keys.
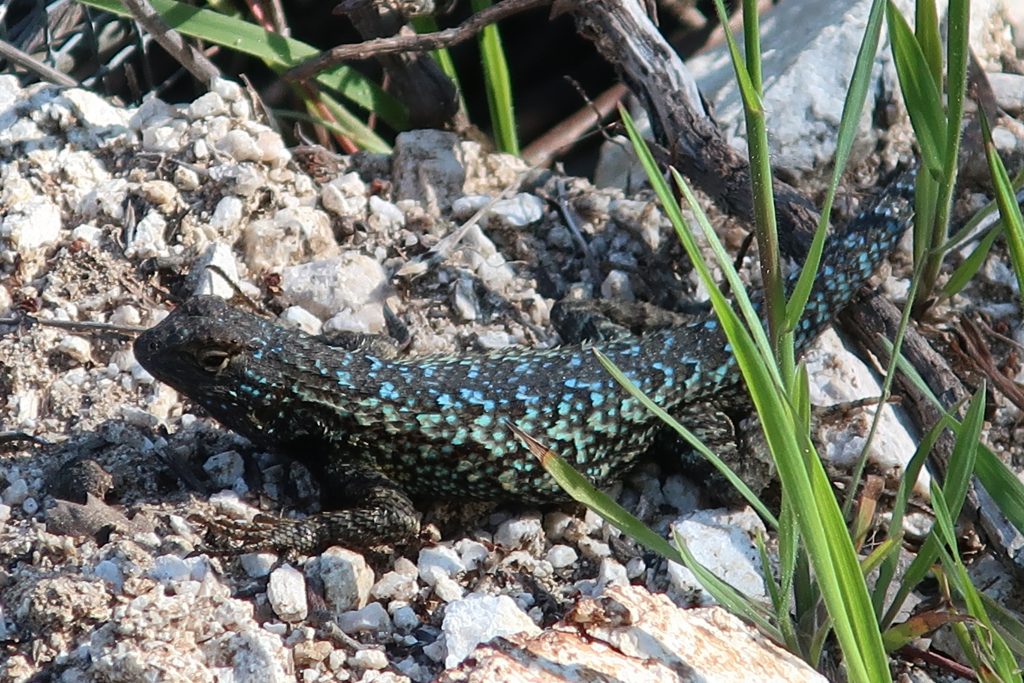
[{"x1": 133, "y1": 169, "x2": 917, "y2": 554}]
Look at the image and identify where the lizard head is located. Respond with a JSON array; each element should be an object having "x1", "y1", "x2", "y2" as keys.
[{"x1": 133, "y1": 296, "x2": 289, "y2": 426}]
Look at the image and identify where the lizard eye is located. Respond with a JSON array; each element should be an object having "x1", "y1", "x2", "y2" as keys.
[{"x1": 196, "y1": 348, "x2": 232, "y2": 373}]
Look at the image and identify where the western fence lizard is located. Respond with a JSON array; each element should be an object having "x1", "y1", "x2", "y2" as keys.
[{"x1": 134, "y1": 171, "x2": 916, "y2": 554}]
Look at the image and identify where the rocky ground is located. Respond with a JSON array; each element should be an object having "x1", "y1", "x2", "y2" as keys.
[{"x1": 0, "y1": 4, "x2": 1022, "y2": 679}]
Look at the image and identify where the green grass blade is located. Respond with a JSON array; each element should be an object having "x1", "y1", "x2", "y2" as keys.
[
  {"x1": 594, "y1": 349, "x2": 776, "y2": 525},
  {"x1": 471, "y1": 0, "x2": 518, "y2": 154},
  {"x1": 787, "y1": 0, "x2": 887, "y2": 327},
  {"x1": 507, "y1": 419, "x2": 779, "y2": 637},
  {"x1": 623, "y1": 102, "x2": 891, "y2": 682},
  {"x1": 886, "y1": 1, "x2": 945, "y2": 175},
  {"x1": 980, "y1": 111, "x2": 1024, "y2": 310},
  {"x1": 78, "y1": 0, "x2": 407, "y2": 134},
  {"x1": 880, "y1": 384, "x2": 986, "y2": 628}
]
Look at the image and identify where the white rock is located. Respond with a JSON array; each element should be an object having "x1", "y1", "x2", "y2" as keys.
[
  {"x1": 140, "y1": 180, "x2": 178, "y2": 208},
  {"x1": 57, "y1": 335, "x2": 93, "y2": 364},
  {"x1": 442, "y1": 594, "x2": 541, "y2": 668},
  {"x1": 455, "y1": 539, "x2": 489, "y2": 572},
  {"x1": 489, "y1": 193, "x2": 545, "y2": 227},
  {"x1": 126, "y1": 210, "x2": 168, "y2": 258},
  {"x1": 596, "y1": 558, "x2": 629, "y2": 591},
  {"x1": 804, "y1": 327, "x2": 926, "y2": 494},
  {"x1": 191, "y1": 242, "x2": 240, "y2": 299},
  {"x1": 278, "y1": 306, "x2": 322, "y2": 335},
  {"x1": 141, "y1": 120, "x2": 188, "y2": 152},
  {"x1": 338, "y1": 601, "x2": 391, "y2": 635},
  {"x1": 65, "y1": 88, "x2": 130, "y2": 128},
  {"x1": 417, "y1": 545, "x2": 465, "y2": 586},
  {"x1": 217, "y1": 129, "x2": 263, "y2": 162},
  {"x1": 460, "y1": 225, "x2": 515, "y2": 291},
  {"x1": 493, "y1": 514, "x2": 543, "y2": 549},
  {"x1": 368, "y1": 195, "x2": 405, "y2": 229},
  {"x1": 209, "y1": 195, "x2": 245, "y2": 233},
  {"x1": 240, "y1": 553, "x2": 278, "y2": 578},
  {"x1": 148, "y1": 555, "x2": 192, "y2": 584},
  {"x1": 321, "y1": 172, "x2": 368, "y2": 217},
  {"x1": 349, "y1": 648, "x2": 388, "y2": 670},
  {"x1": 1, "y1": 198, "x2": 61, "y2": 250},
  {"x1": 174, "y1": 165, "x2": 201, "y2": 191},
  {"x1": 79, "y1": 178, "x2": 129, "y2": 220},
  {"x1": 433, "y1": 574, "x2": 465, "y2": 603},
  {"x1": 279, "y1": 253, "x2": 388, "y2": 325},
  {"x1": 71, "y1": 223, "x2": 103, "y2": 246},
  {"x1": 310, "y1": 547, "x2": 374, "y2": 615},
  {"x1": 267, "y1": 564, "x2": 308, "y2": 622},
  {"x1": 545, "y1": 545, "x2": 578, "y2": 569},
  {"x1": 667, "y1": 508, "x2": 767, "y2": 604},
  {"x1": 371, "y1": 570, "x2": 418, "y2": 602},
  {"x1": 242, "y1": 206, "x2": 338, "y2": 272},
  {"x1": 188, "y1": 92, "x2": 228, "y2": 119},
  {"x1": 202, "y1": 450, "x2": 245, "y2": 489}
]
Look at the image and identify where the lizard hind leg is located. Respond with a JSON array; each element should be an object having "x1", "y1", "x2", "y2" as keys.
[
  {"x1": 196, "y1": 464, "x2": 421, "y2": 555},
  {"x1": 664, "y1": 404, "x2": 776, "y2": 507}
]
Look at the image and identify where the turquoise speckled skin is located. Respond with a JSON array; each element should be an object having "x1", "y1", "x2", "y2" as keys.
[{"x1": 134, "y1": 170, "x2": 916, "y2": 553}]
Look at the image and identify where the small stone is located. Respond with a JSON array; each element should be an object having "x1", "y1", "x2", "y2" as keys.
[
  {"x1": 310, "y1": 546, "x2": 374, "y2": 615},
  {"x1": 493, "y1": 514, "x2": 543, "y2": 549},
  {"x1": 488, "y1": 193, "x2": 545, "y2": 227},
  {"x1": 545, "y1": 545, "x2": 578, "y2": 569},
  {"x1": 140, "y1": 180, "x2": 178, "y2": 208},
  {"x1": 349, "y1": 649, "x2": 388, "y2": 670},
  {"x1": 2, "y1": 479, "x2": 28, "y2": 506},
  {"x1": 371, "y1": 570, "x2": 418, "y2": 602},
  {"x1": 216, "y1": 129, "x2": 263, "y2": 162},
  {"x1": 433, "y1": 574, "x2": 465, "y2": 603},
  {"x1": 209, "y1": 196, "x2": 245, "y2": 232},
  {"x1": 93, "y1": 560, "x2": 124, "y2": 591},
  {"x1": 148, "y1": 555, "x2": 191, "y2": 584},
  {"x1": 57, "y1": 336, "x2": 93, "y2": 364},
  {"x1": 267, "y1": 563, "x2": 308, "y2": 622},
  {"x1": 1, "y1": 198, "x2": 61, "y2": 250},
  {"x1": 417, "y1": 545, "x2": 465, "y2": 586},
  {"x1": 600, "y1": 269, "x2": 635, "y2": 301},
  {"x1": 187, "y1": 92, "x2": 227, "y2": 119},
  {"x1": 442, "y1": 594, "x2": 540, "y2": 668},
  {"x1": 174, "y1": 166, "x2": 201, "y2": 191},
  {"x1": 211, "y1": 78, "x2": 243, "y2": 101},
  {"x1": 596, "y1": 558, "x2": 629, "y2": 591},
  {"x1": 391, "y1": 605, "x2": 420, "y2": 633},
  {"x1": 202, "y1": 450, "x2": 245, "y2": 489},
  {"x1": 240, "y1": 553, "x2": 278, "y2": 578},
  {"x1": 455, "y1": 539, "x2": 489, "y2": 572},
  {"x1": 368, "y1": 195, "x2": 405, "y2": 230},
  {"x1": 279, "y1": 253, "x2": 387, "y2": 325},
  {"x1": 278, "y1": 306, "x2": 322, "y2": 335},
  {"x1": 338, "y1": 602, "x2": 391, "y2": 635}
]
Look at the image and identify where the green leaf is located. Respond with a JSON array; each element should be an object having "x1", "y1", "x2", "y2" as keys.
[{"x1": 78, "y1": 0, "x2": 406, "y2": 142}]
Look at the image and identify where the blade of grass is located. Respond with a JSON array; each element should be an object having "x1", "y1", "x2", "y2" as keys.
[
  {"x1": 886, "y1": 1, "x2": 946, "y2": 176},
  {"x1": 622, "y1": 105, "x2": 891, "y2": 683},
  {"x1": 470, "y1": 0, "x2": 518, "y2": 154},
  {"x1": 980, "y1": 109, "x2": 1024, "y2": 310},
  {"x1": 506, "y1": 419, "x2": 780, "y2": 637},
  {"x1": 881, "y1": 384, "x2": 987, "y2": 628}
]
